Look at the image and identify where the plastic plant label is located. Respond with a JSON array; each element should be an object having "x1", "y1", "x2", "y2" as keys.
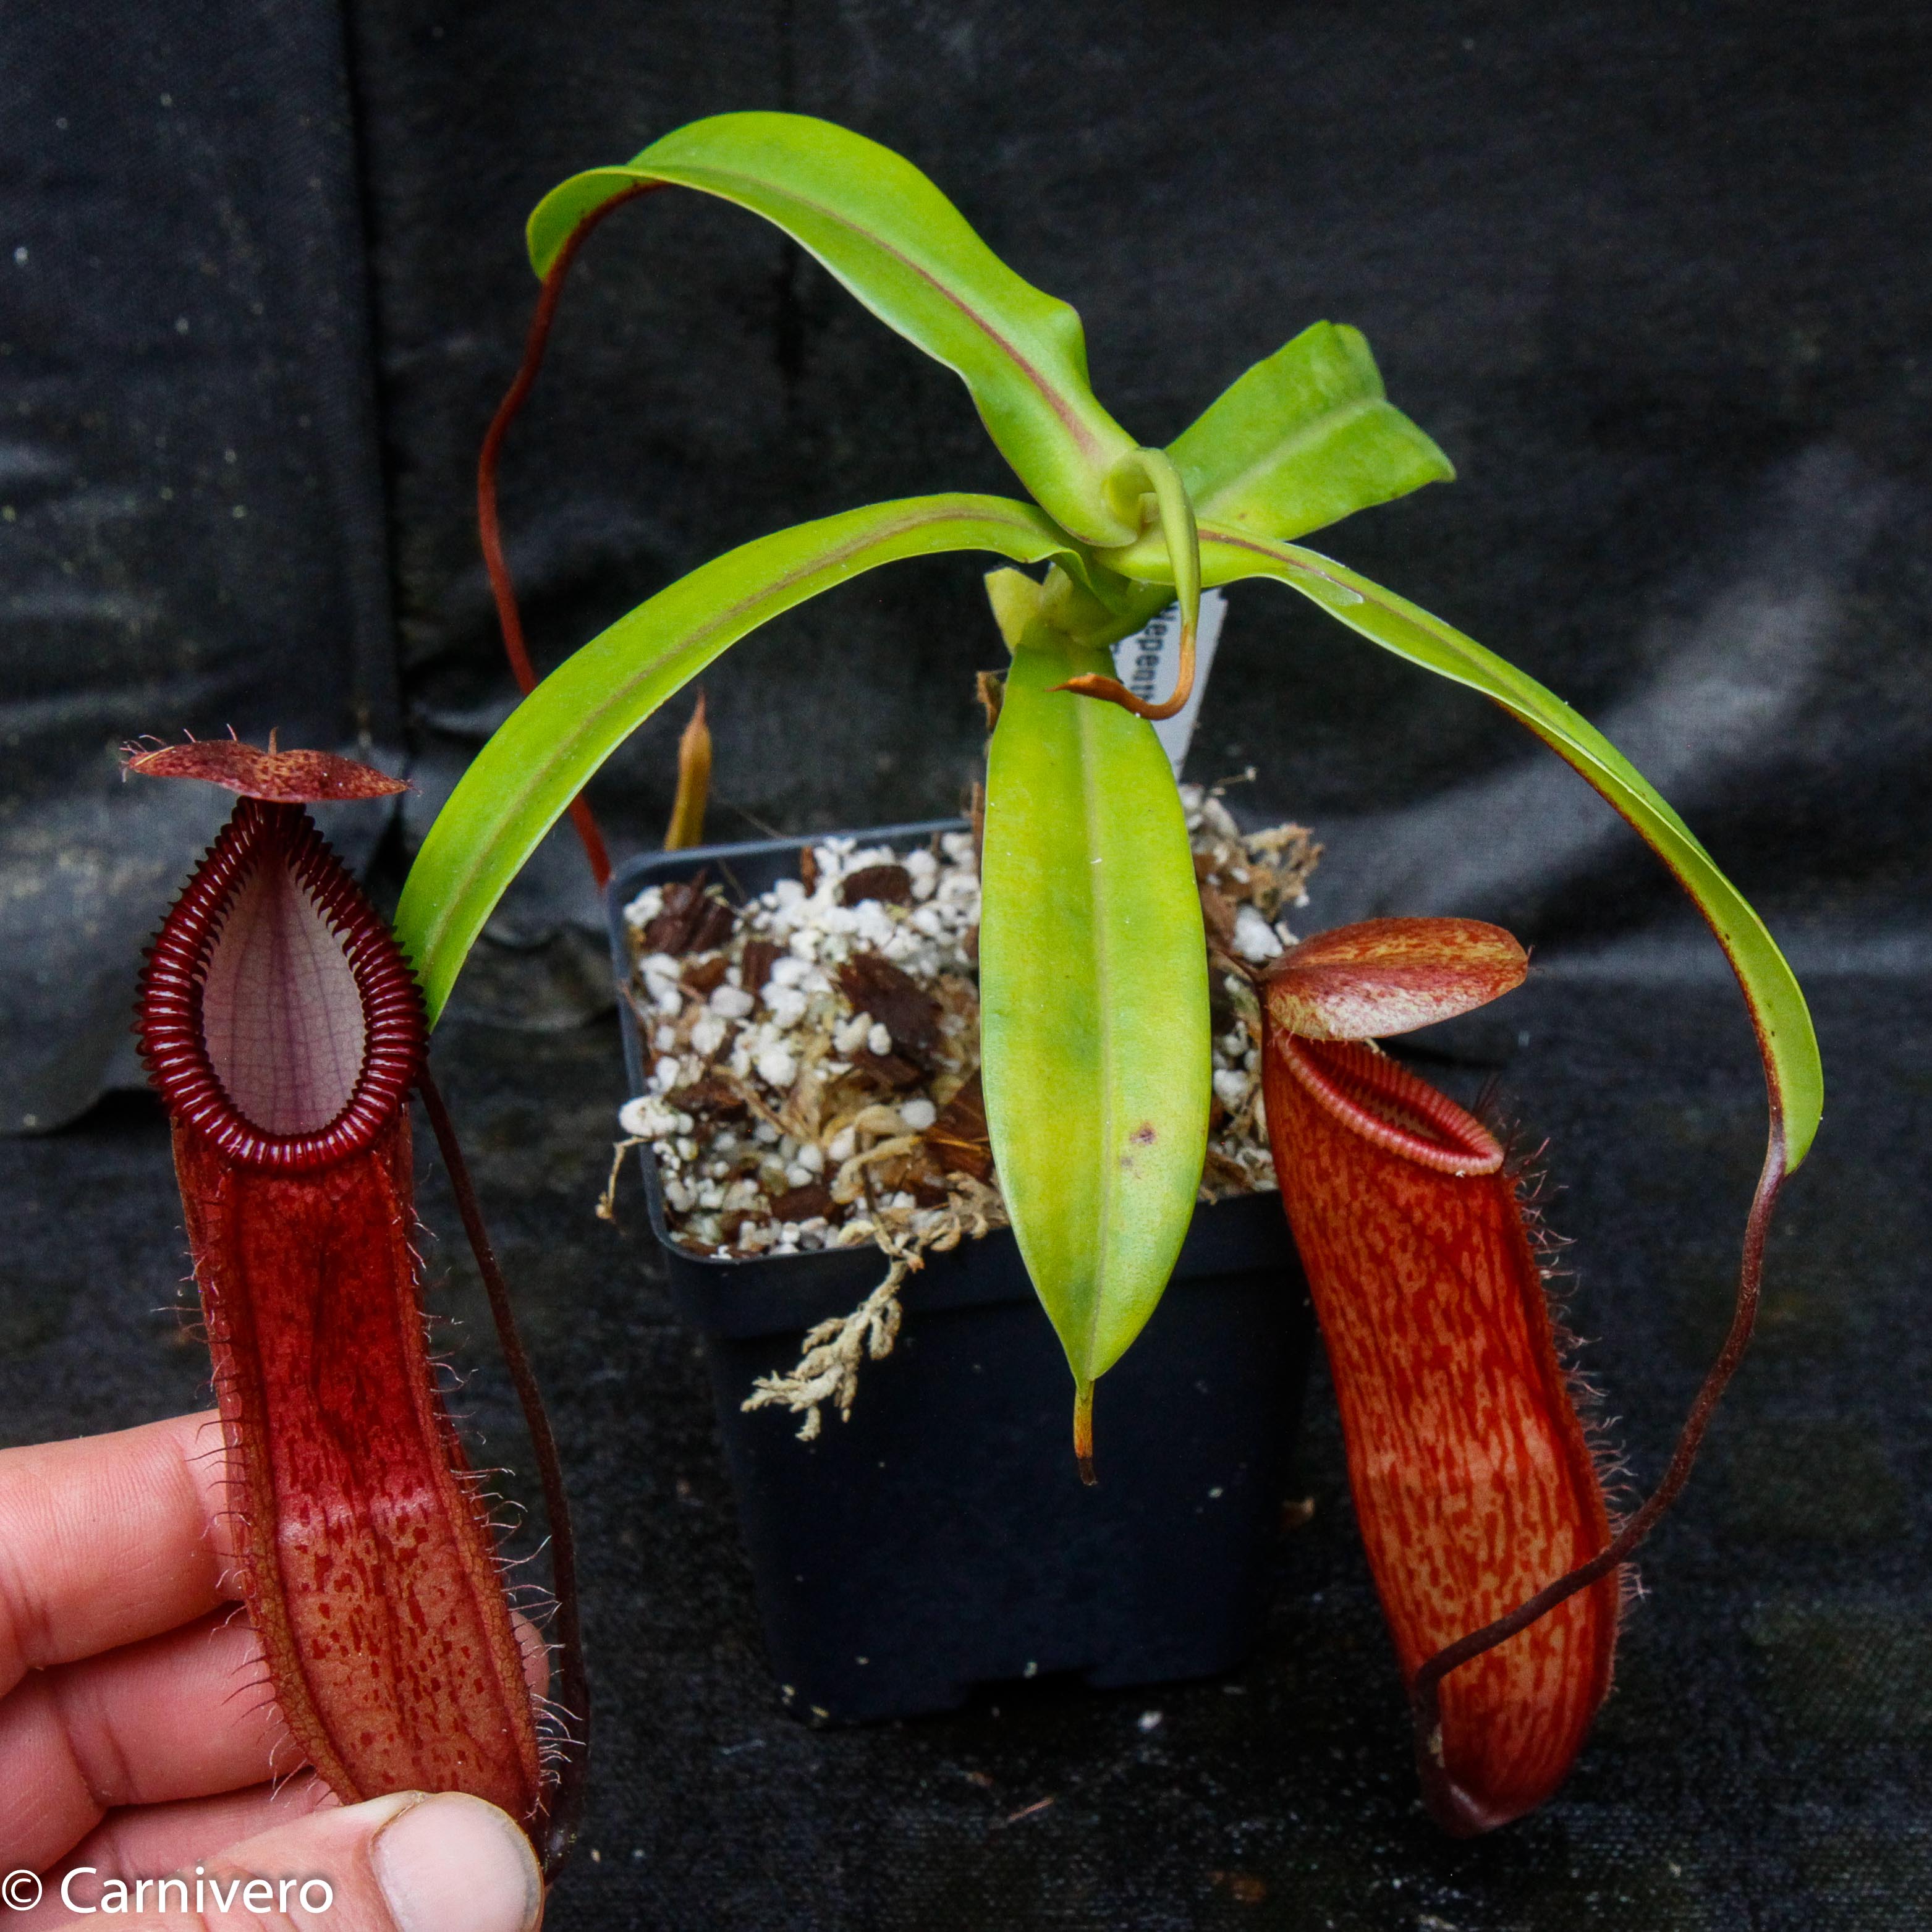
[{"x1": 1110, "y1": 588, "x2": 1228, "y2": 776}]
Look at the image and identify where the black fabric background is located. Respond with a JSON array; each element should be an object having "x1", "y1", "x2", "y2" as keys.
[
  {"x1": 0, "y1": 0, "x2": 402, "y2": 1132},
  {"x1": 2, "y1": 3, "x2": 1928, "y2": 1926}
]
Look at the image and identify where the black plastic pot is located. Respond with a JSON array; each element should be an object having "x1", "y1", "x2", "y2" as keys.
[{"x1": 607, "y1": 823, "x2": 1315, "y2": 1724}]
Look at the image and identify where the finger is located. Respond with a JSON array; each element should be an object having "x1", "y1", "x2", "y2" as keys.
[
  {"x1": 32, "y1": 1791, "x2": 542, "y2": 1932},
  {"x1": 1, "y1": 1597, "x2": 551, "y2": 1876},
  {"x1": 0, "y1": 1413, "x2": 234, "y2": 1694},
  {"x1": 14, "y1": 1779, "x2": 333, "y2": 1931},
  {"x1": 0, "y1": 1609, "x2": 292, "y2": 1872}
]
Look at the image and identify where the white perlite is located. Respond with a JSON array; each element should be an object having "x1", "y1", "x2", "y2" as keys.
[{"x1": 606, "y1": 786, "x2": 1319, "y2": 1435}]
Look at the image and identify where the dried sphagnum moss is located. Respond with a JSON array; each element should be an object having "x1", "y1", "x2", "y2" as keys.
[{"x1": 609, "y1": 782, "x2": 1318, "y2": 1436}]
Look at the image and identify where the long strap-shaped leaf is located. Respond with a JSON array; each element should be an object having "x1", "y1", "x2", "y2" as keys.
[
  {"x1": 1195, "y1": 523, "x2": 1821, "y2": 1169},
  {"x1": 394, "y1": 495, "x2": 1085, "y2": 1022},
  {"x1": 526, "y1": 113, "x2": 1140, "y2": 549},
  {"x1": 980, "y1": 619, "x2": 1211, "y2": 1474}
]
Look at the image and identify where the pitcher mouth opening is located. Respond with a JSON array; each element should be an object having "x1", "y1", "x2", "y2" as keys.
[
  {"x1": 1275, "y1": 1033, "x2": 1503, "y2": 1177},
  {"x1": 137, "y1": 798, "x2": 425, "y2": 1171}
]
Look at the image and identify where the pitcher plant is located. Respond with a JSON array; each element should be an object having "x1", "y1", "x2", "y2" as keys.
[{"x1": 139, "y1": 112, "x2": 1816, "y2": 1837}]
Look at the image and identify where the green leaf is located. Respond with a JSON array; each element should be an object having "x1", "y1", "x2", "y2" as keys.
[
  {"x1": 1115, "y1": 324, "x2": 1453, "y2": 572},
  {"x1": 396, "y1": 495, "x2": 1088, "y2": 1023},
  {"x1": 1197, "y1": 524, "x2": 1823, "y2": 1169},
  {"x1": 525, "y1": 112, "x2": 1140, "y2": 548},
  {"x1": 979, "y1": 617, "x2": 1212, "y2": 1423}
]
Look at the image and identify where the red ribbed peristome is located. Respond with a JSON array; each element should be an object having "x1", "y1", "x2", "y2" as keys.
[{"x1": 137, "y1": 799, "x2": 425, "y2": 1172}]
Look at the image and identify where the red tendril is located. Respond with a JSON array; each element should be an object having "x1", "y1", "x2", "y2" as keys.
[{"x1": 477, "y1": 184, "x2": 664, "y2": 892}]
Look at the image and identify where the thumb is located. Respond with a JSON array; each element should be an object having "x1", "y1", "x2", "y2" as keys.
[{"x1": 46, "y1": 1792, "x2": 543, "y2": 1932}]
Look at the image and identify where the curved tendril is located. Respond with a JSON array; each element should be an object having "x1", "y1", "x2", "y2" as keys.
[
  {"x1": 477, "y1": 182, "x2": 664, "y2": 891},
  {"x1": 1055, "y1": 449, "x2": 1201, "y2": 719}
]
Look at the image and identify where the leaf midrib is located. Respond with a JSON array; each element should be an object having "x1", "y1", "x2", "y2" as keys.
[{"x1": 1076, "y1": 684, "x2": 1117, "y2": 1379}]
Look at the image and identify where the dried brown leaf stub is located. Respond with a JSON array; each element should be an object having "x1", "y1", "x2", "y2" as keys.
[
  {"x1": 125, "y1": 738, "x2": 408, "y2": 803},
  {"x1": 664, "y1": 691, "x2": 712, "y2": 851},
  {"x1": 1266, "y1": 917, "x2": 1528, "y2": 1041}
]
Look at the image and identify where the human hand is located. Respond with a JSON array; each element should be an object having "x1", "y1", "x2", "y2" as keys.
[{"x1": 0, "y1": 1413, "x2": 544, "y2": 1931}]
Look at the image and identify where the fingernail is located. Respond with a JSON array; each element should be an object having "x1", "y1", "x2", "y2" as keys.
[{"x1": 370, "y1": 1793, "x2": 542, "y2": 1932}]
